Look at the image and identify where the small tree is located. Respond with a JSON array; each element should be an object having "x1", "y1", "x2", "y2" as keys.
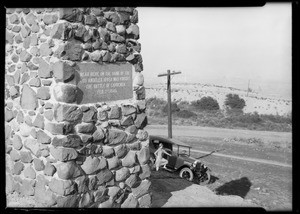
[
  {"x1": 224, "y1": 94, "x2": 246, "y2": 110},
  {"x1": 162, "y1": 102, "x2": 180, "y2": 113},
  {"x1": 191, "y1": 96, "x2": 220, "y2": 111}
]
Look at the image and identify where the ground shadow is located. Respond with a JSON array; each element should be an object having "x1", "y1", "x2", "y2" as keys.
[
  {"x1": 208, "y1": 175, "x2": 219, "y2": 184},
  {"x1": 214, "y1": 176, "x2": 252, "y2": 198}
]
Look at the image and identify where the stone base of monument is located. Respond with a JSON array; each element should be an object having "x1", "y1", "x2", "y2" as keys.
[{"x1": 5, "y1": 7, "x2": 151, "y2": 208}]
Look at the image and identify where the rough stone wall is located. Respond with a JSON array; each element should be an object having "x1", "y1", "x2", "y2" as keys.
[{"x1": 5, "y1": 7, "x2": 151, "y2": 208}]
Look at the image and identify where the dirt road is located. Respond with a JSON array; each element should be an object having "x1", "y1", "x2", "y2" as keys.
[{"x1": 145, "y1": 125, "x2": 292, "y2": 143}]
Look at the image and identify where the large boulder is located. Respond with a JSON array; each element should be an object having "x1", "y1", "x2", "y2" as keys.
[
  {"x1": 33, "y1": 158, "x2": 45, "y2": 171},
  {"x1": 107, "y1": 156, "x2": 120, "y2": 170},
  {"x1": 138, "y1": 164, "x2": 151, "y2": 180},
  {"x1": 75, "y1": 123, "x2": 95, "y2": 134},
  {"x1": 79, "y1": 191, "x2": 94, "y2": 208},
  {"x1": 107, "y1": 129, "x2": 127, "y2": 145},
  {"x1": 101, "y1": 146, "x2": 114, "y2": 158},
  {"x1": 115, "y1": 167, "x2": 130, "y2": 182},
  {"x1": 125, "y1": 174, "x2": 138, "y2": 188},
  {"x1": 20, "y1": 179, "x2": 35, "y2": 196},
  {"x1": 114, "y1": 144, "x2": 128, "y2": 158},
  {"x1": 44, "y1": 162, "x2": 56, "y2": 176},
  {"x1": 10, "y1": 149, "x2": 21, "y2": 161},
  {"x1": 108, "y1": 106, "x2": 121, "y2": 119},
  {"x1": 50, "y1": 147, "x2": 78, "y2": 162},
  {"x1": 32, "y1": 113, "x2": 45, "y2": 129},
  {"x1": 24, "y1": 138, "x2": 40, "y2": 157},
  {"x1": 96, "y1": 169, "x2": 113, "y2": 186},
  {"x1": 121, "y1": 193, "x2": 138, "y2": 208},
  {"x1": 54, "y1": 104, "x2": 83, "y2": 122},
  {"x1": 132, "y1": 180, "x2": 151, "y2": 199},
  {"x1": 63, "y1": 40, "x2": 84, "y2": 61},
  {"x1": 121, "y1": 105, "x2": 137, "y2": 116},
  {"x1": 6, "y1": 173, "x2": 15, "y2": 194},
  {"x1": 53, "y1": 61, "x2": 75, "y2": 83},
  {"x1": 36, "y1": 130, "x2": 51, "y2": 144},
  {"x1": 56, "y1": 161, "x2": 83, "y2": 180},
  {"x1": 48, "y1": 178, "x2": 77, "y2": 196},
  {"x1": 74, "y1": 176, "x2": 89, "y2": 194},
  {"x1": 137, "y1": 147, "x2": 150, "y2": 165},
  {"x1": 53, "y1": 83, "x2": 77, "y2": 103},
  {"x1": 81, "y1": 156, "x2": 106, "y2": 175},
  {"x1": 20, "y1": 84, "x2": 38, "y2": 110},
  {"x1": 121, "y1": 150, "x2": 136, "y2": 167},
  {"x1": 45, "y1": 122, "x2": 72, "y2": 135},
  {"x1": 13, "y1": 162, "x2": 24, "y2": 175},
  {"x1": 23, "y1": 166, "x2": 36, "y2": 179},
  {"x1": 38, "y1": 58, "x2": 52, "y2": 78},
  {"x1": 12, "y1": 134, "x2": 23, "y2": 150},
  {"x1": 20, "y1": 151, "x2": 33, "y2": 163},
  {"x1": 134, "y1": 113, "x2": 147, "y2": 129},
  {"x1": 59, "y1": 8, "x2": 83, "y2": 22},
  {"x1": 92, "y1": 126, "x2": 105, "y2": 142},
  {"x1": 52, "y1": 135, "x2": 82, "y2": 148},
  {"x1": 138, "y1": 193, "x2": 151, "y2": 208},
  {"x1": 56, "y1": 194, "x2": 81, "y2": 208},
  {"x1": 37, "y1": 87, "x2": 50, "y2": 100}
]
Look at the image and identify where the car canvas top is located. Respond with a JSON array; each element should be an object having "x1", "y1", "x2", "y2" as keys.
[{"x1": 149, "y1": 135, "x2": 192, "y2": 148}]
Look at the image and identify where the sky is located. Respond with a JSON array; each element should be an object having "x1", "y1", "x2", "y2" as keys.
[{"x1": 137, "y1": 3, "x2": 292, "y2": 99}]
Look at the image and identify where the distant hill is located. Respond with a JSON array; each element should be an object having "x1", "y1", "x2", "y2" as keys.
[{"x1": 145, "y1": 82, "x2": 291, "y2": 116}]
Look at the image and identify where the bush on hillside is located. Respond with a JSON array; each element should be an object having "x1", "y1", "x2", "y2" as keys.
[
  {"x1": 226, "y1": 112, "x2": 262, "y2": 124},
  {"x1": 162, "y1": 102, "x2": 180, "y2": 113},
  {"x1": 175, "y1": 110, "x2": 197, "y2": 118},
  {"x1": 224, "y1": 93, "x2": 246, "y2": 110},
  {"x1": 191, "y1": 96, "x2": 220, "y2": 111},
  {"x1": 261, "y1": 114, "x2": 292, "y2": 124},
  {"x1": 146, "y1": 97, "x2": 167, "y2": 109}
]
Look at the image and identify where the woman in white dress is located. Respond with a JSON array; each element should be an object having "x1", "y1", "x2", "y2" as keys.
[{"x1": 154, "y1": 143, "x2": 171, "y2": 171}]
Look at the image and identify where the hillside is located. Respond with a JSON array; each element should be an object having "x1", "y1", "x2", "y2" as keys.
[{"x1": 145, "y1": 82, "x2": 291, "y2": 116}]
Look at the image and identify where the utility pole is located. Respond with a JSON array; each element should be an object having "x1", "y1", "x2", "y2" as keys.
[
  {"x1": 247, "y1": 79, "x2": 250, "y2": 97},
  {"x1": 158, "y1": 70, "x2": 181, "y2": 138}
]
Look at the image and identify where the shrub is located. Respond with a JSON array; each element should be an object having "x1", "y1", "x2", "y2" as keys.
[
  {"x1": 146, "y1": 97, "x2": 167, "y2": 109},
  {"x1": 261, "y1": 114, "x2": 291, "y2": 124},
  {"x1": 191, "y1": 96, "x2": 220, "y2": 111},
  {"x1": 162, "y1": 102, "x2": 180, "y2": 113},
  {"x1": 224, "y1": 93, "x2": 246, "y2": 110},
  {"x1": 176, "y1": 110, "x2": 197, "y2": 118},
  {"x1": 226, "y1": 112, "x2": 262, "y2": 124}
]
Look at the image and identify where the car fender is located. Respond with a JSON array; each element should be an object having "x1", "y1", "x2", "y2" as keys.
[{"x1": 176, "y1": 164, "x2": 192, "y2": 172}]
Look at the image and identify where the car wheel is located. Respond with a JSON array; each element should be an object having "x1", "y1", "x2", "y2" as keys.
[
  {"x1": 199, "y1": 171, "x2": 211, "y2": 185},
  {"x1": 179, "y1": 167, "x2": 194, "y2": 181}
]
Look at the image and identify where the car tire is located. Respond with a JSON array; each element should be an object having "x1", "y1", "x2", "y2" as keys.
[
  {"x1": 179, "y1": 167, "x2": 194, "y2": 181},
  {"x1": 199, "y1": 171, "x2": 211, "y2": 185}
]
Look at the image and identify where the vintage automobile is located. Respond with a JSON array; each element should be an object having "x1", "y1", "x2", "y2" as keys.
[{"x1": 149, "y1": 135, "x2": 211, "y2": 185}]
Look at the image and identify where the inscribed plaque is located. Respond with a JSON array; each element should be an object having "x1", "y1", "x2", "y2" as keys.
[{"x1": 76, "y1": 63, "x2": 133, "y2": 104}]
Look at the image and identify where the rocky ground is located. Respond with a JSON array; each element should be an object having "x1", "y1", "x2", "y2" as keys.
[{"x1": 150, "y1": 170, "x2": 256, "y2": 208}]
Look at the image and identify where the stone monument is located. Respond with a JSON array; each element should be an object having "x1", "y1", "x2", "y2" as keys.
[{"x1": 5, "y1": 7, "x2": 151, "y2": 208}]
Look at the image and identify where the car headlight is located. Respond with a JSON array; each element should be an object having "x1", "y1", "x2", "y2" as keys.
[{"x1": 192, "y1": 160, "x2": 198, "y2": 167}]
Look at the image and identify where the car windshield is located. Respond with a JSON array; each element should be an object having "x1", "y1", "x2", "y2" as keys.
[{"x1": 176, "y1": 145, "x2": 191, "y2": 156}]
